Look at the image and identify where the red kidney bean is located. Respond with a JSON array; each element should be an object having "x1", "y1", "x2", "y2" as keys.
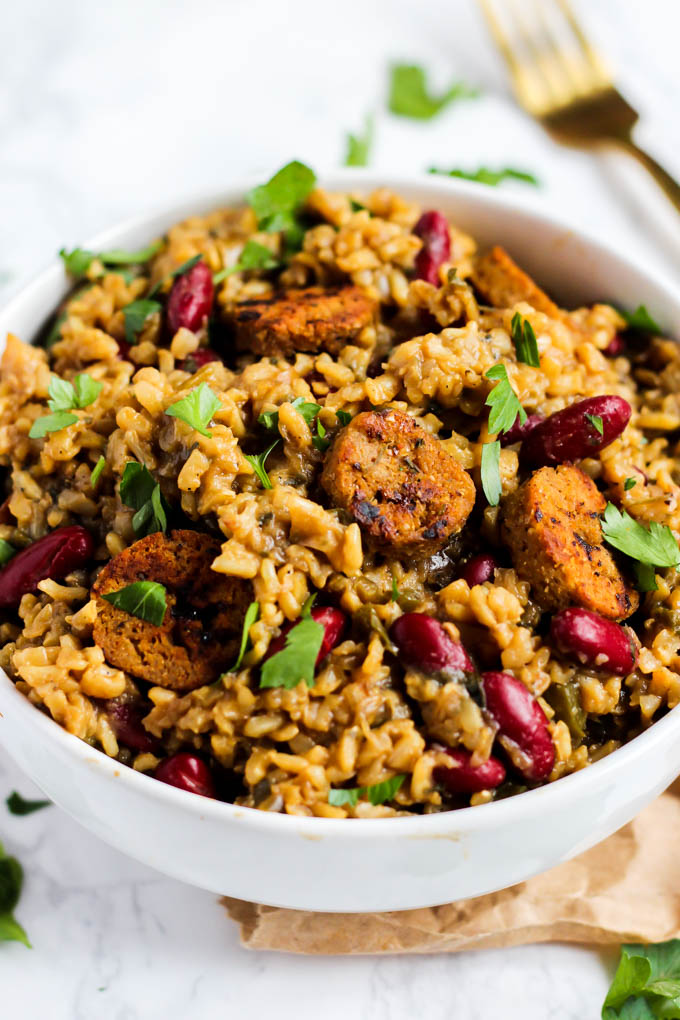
[
  {"x1": 116, "y1": 338, "x2": 132, "y2": 361},
  {"x1": 265, "y1": 606, "x2": 348, "y2": 665},
  {"x1": 106, "y1": 701, "x2": 158, "y2": 753},
  {"x1": 461, "y1": 553, "x2": 497, "y2": 587},
  {"x1": 499, "y1": 412, "x2": 543, "y2": 447},
  {"x1": 413, "y1": 211, "x2": 451, "y2": 286},
  {"x1": 550, "y1": 607, "x2": 638, "y2": 675},
  {"x1": 520, "y1": 395, "x2": 632, "y2": 466},
  {"x1": 0, "y1": 526, "x2": 94, "y2": 609},
  {"x1": 167, "y1": 260, "x2": 214, "y2": 335},
  {"x1": 390, "y1": 613, "x2": 476, "y2": 681},
  {"x1": 178, "y1": 347, "x2": 222, "y2": 373},
  {"x1": 154, "y1": 752, "x2": 216, "y2": 798},
  {"x1": 604, "y1": 334, "x2": 625, "y2": 357},
  {"x1": 481, "y1": 671, "x2": 555, "y2": 781},
  {"x1": 433, "y1": 747, "x2": 506, "y2": 794}
]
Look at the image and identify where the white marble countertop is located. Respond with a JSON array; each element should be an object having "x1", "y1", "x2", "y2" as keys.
[{"x1": 1, "y1": 0, "x2": 679, "y2": 1016}]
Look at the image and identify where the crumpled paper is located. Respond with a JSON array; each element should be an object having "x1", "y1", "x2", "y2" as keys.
[{"x1": 223, "y1": 781, "x2": 680, "y2": 954}]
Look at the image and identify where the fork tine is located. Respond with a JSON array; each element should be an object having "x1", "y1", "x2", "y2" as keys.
[
  {"x1": 477, "y1": 0, "x2": 553, "y2": 114},
  {"x1": 553, "y1": 0, "x2": 611, "y2": 88},
  {"x1": 505, "y1": 0, "x2": 574, "y2": 107}
]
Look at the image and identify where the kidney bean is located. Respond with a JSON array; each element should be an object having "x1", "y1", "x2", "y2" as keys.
[
  {"x1": 461, "y1": 553, "x2": 497, "y2": 587},
  {"x1": 106, "y1": 701, "x2": 158, "y2": 753},
  {"x1": 116, "y1": 338, "x2": 132, "y2": 361},
  {"x1": 390, "y1": 613, "x2": 476, "y2": 682},
  {"x1": 265, "y1": 607, "x2": 348, "y2": 665},
  {"x1": 550, "y1": 607, "x2": 638, "y2": 675},
  {"x1": 499, "y1": 412, "x2": 543, "y2": 447},
  {"x1": 521, "y1": 395, "x2": 631, "y2": 466},
  {"x1": 413, "y1": 211, "x2": 451, "y2": 286},
  {"x1": 167, "y1": 260, "x2": 214, "y2": 335},
  {"x1": 604, "y1": 334, "x2": 625, "y2": 357},
  {"x1": 154, "y1": 752, "x2": 216, "y2": 798},
  {"x1": 0, "y1": 526, "x2": 94, "y2": 609},
  {"x1": 480, "y1": 671, "x2": 555, "y2": 781},
  {"x1": 433, "y1": 747, "x2": 506, "y2": 794},
  {"x1": 178, "y1": 348, "x2": 222, "y2": 373}
]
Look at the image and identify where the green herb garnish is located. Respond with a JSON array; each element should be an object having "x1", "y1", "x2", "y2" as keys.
[
  {"x1": 0, "y1": 841, "x2": 30, "y2": 947},
  {"x1": 344, "y1": 114, "x2": 374, "y2": 167},
  {"x1": 59, "y1": 241, "x2": 162, "y2": 278},
  {"x1": 119, "y1": 462, "x2": 169, "y2": 537},
  {"x1": 102, "y1": 581, "x2": 167, "y2": 626},
  {"x1": 147, "y1": 254, "x2": 203, "y2": 297},
  {"x1": 429, "y1": 166, "x2": 539, "y2": 187},
  {"x1": 624, "y1": 477, "x2": 637, "y2": 491},
  {"x1": 603, "y1": 939, "x2": 680, "y2": 1018},
  {"x1": 328, "y1": 774, "x2": 406, "y2": 808},
  {"x1": 29, "y1": 372, "x2": 103, "y2": 438},
  {"x1": 6, "y1": 792, "x2": 50, "y2": 816},
  {"x1": 246, "y1": 161, "x2": 316, "y2": 249},
  {"x1": 0, "y1": 540, "x2": 16, "y2": 567},
  {"x1": 244, "y1": 440, "x2": 279, "y2": 490},
  {"x1": 122, "y1": 299, "x2": 162, "y2": 344},
  {"x1": 90, "y1": 455, "x2": 106, "y2": 490},
  {"x1": 619, "y1": 305, "x2": 662, "y2": 335},
  {"x1": 335, "y1": 409, "x2": 353, "y2": 426},
  {"x1": 227, "y1": 601, "x2": 260, "y2": 674},
  {"x1": 484, "y1": 364, "x2": 527, "y2": 435},
  {"x1": 165, "y1": 382, "x2": 221, "y2": 438},
  {"x1": 391, "y1": 573, "x2": 400, "y2": 602},
  {"x1": 212, "y1": 241, "x2": 281, "y2": 285},
  {"x1": 585, "y1": 413, "x2": 604, "y2": 436},
  {"x1": 510, "y1": 312, "x2": 540, "y2": 367},
  {"x1": 601, "y1": 503, "x2": 680, "y2": 592},
  {"x1": 259, "y1": 600, "x2": 324, "y2": 690},
  {"x1": 258, "y1": 395, "x2": 321, "y2": 432},
  {"x1": 312, "y1": 418, "x2": 330, "y2": 452},
  {"x1": 388, "y1": 63, "x2": 479, "y2": 120},
  {"x1": 480, "y1": 440, "x2": 502, "y2": 507}
]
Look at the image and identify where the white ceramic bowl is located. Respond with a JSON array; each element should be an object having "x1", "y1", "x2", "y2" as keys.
[{"x1": 1, "y1": 171, "x2": 679, "y2": 913}]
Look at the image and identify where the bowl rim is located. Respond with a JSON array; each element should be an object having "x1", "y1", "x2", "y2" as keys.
[{"x1": 2, "y1": 167, "x2": 680, "y2": 838}]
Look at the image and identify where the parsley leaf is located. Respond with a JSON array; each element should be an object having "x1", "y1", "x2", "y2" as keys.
[
  {"x1": 165, "y1": 382, "x2": 221, "y2": 438},
  {"x1": 328, "y1": 774, "x2": 406, "y2": 808},
  {"x1": 484, "y1": 364, "x2": 527, "y2": 435},
  {"x1": 123, "y1": 299, "x2": 162, "y2": 344},
  {"x1": 429, "y1": 166, "x2": 539, "y2": 187},
  {"x1": 388, "y1": 63, "x2": 479, "y2": 120},
  {"x1": 30, "y1": 372, "x2": 104, "y2": 436},
  {"x1": 510, "y1": 312, "x2": 540, "y2": 367},
  {"x1": 624, "y1": 477, "x2": 637, "y2": 491},
  {"x1": 481, "y1": 440, "x2": 502, "y2": 506},
  {"x1": 603, "y1": 939, "x2": 680, "y2": 1018},
  {"x1": 119, "y1": 462, "x2": 169, "y2": 537},
  {"x1": 29, "y1": 411, "x2": 78, "y2": 438},
  {"x1": 244, "y1": 440, "x2": 279, "y2": 490},
  {"x1": 102, "y1": 581, "x2": 167, "y2": 626},
  {"x1": 6, "y1": 792, "x2": 50, "y2": 816},
  {"x1": 619, "y1": 305, "x2": 662, "y2": 335},
  {"x1": 246, "y1": 161, "x2": 316, "y2": 249},
  {"x1": 0, "y1": 540, "x2": 16, "y2": 566},
  {"x1": 312, "y1": 418, "x2": 330, "y2": 452},
  {"x1": 0, "y1": 841, "x2": 30, "y2": 947},
  {"x1": 212, "y1": 241, "x2": 281, "y2": 285},
  {"x1": 585, "y1": 412, "x2": 604, "y2": 436},
  {"x1": 259, "y1": 611, "x2": 324, "y2": 690},
  {"x1": 601, "y1": 503, "x2": 680, "y2": 574},
  {"x1": 90, "y1": 455, "x2": 106, "y2": 490},
  {"x1": 258, "y1": 396, "x2": 321, "y2": 432},
  {"x1": 59, "y1": 241, "x2": 162, "y2": 278},
  {"x1": 344, "y1": 114, "x2": 374, "y2": 167},
  {"x1": 226, "y1": 601, "x2": 260, "y2": 674},
  {"x1": 391, "y1": 573, "x2": 400, "y2": 602},
  {"x1": 335, "y1": 409, "x2": 353, "y2": 426}
]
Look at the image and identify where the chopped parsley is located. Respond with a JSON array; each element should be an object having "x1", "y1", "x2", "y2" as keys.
[
  {"x1": 0, "y1": 540, "x2": 16, "y2": 567},
  {"x1": 601, "y1": 502, "x2": 680, "y2": 591},
  {"x1": 122, "y1": 299, "x2": 162, "y2": 344},
  {"x1": 344, "y1": 114, "x2": 374, "y2": 167},
  {"x1": 90, "y1": 455, "x2": 106, "y2": 490},
  {"x1": 165, "y1": 382, "x2": 221, "y2": 438},
  {"x1": 624, "y1": 477, "x2": 637, "y2": 491},
  {"x1": 585, "y1": 413, "x2": 604, "y2": 436},
  {"x1": 102, "y1": 581, "x2": 168, "y2": 626},
  {"x1": 388, "y1": 63, "x2": 479, "y2": 120},
  {"x1": 119, "y1": 462, "x2": 169, "y2": 537},
  {"x1": 6, "y1": 792, "x2": 50, "y2": 816},
  {"x1": 212, "y1": 241, "x2": 281, "y2": 285},
  {"x1": 312, "y1": 418, "x2": 330, "y2": 452},
  {"x1": 480, "y1": 440, "x2": 502, "y2": 507},
  {"x1": 484, "y1": 364, "x2": 527, "y2": 435},
  {"x1": 227, "y1": 601, "x2": 260, "y2": 674},
  {"x1": 391, "y1": 573, "x2": 400, "y2": 602},
  {"x1": 59, "y1": 241, "x2": 162, "y2": 278},
  {"x1": 335, "y1": 409, "x2": 353, "y2": 426},
  {"x1": 603, "y1": 938, "x2": 680, "y2": 1018},
  {"x1": 328, "y1": 774, "x2": 406, "y2": 808},
  {"x1": 0, "y1": 841, "x2": 30, "y2": 947},
  {"x1": 429, "y1": 166, "x2": 539, "y2": 187},
  {"x1": 258, "y1": 396, "x2": 321, "y2": 432},
  {"x1": 619, "y1": 305, "x2": 662, "y2": 335},
  {"x1": 29, "y1": 372, "x2": 103, "y2": 438},
  {"x1": 259, "y1": 599, "x2": 324, "y2": 690},
  {"x1": 510, "y1": 312, "x2": 540, "y2": 367},
  {"x1": 246, "y1": 161, "x2": 316, "y2": 250},
  {"x1": 244, "y1": 440, "x2": 279, "y2": 490}
]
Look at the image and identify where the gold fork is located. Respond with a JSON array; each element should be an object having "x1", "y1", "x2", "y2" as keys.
[{"x1": 478, "y1": 0, "x2": 680, "y2": 214}]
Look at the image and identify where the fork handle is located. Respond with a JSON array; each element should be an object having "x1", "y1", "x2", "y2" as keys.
[{"x1": 616, "y1": 137, "x2": 680, "y2": 214}]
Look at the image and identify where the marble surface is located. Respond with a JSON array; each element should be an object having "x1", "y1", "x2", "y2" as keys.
[{"x1": 1, "y1": 0, "x2": 679, "y2": 1016}]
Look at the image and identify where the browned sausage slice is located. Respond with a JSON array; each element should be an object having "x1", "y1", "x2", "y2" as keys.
[
  {"x1": 321, "y1": 409, "x2": 476, "y2": 555},
  {"x1": 229, "y1": 285, "x2": 376, "y2": 357},
  {"x1": 92, "y1": 530, "x2": 252, "y2": 691},
  {"x1": 470, "y1": 245, "x2": 561, "y2": 317},
  {"x1": 502, "y1": 465, "x2": 638, "y2": 620}
]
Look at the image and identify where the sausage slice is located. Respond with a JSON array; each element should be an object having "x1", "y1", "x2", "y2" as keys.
[
  {"x1": 470, "y1": 245, "x2": 560, "y2": 317},
  {"x1": 321, "y1": 409, "x2": 476, "y2": 554},
  {"x1": 502, "y1": 465, "x2": 638, "y2": 620},
  {"x1": 92, "y1": 530, "x2": 252, "y2": 691},
  {"x1": 229, "y1": 285, "x2": 376, "y2": 357}
]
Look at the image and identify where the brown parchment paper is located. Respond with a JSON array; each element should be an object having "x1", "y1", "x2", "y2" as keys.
[{"x1": 223, "y1": 781, "x2": 680, "y2": 954}]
